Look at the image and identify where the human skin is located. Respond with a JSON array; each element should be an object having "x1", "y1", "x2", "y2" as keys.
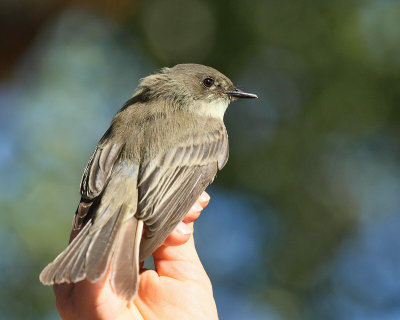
[{"x1": 53, "y1": 191, "x2": 219, "y2": 320}]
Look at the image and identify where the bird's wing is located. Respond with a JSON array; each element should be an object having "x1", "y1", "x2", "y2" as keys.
[
  {"x1": 40, "y1": 136, "x2": 144, "y2": 301},
  {"x1": 73, "y1": 135, "x2": 123, "y2": 230},
  {"x1": 81, "y1": 140, "x2": 123, "y2": 199},
  {"x1": 137, "y1": 124, "x2": 229, "y2": 261}
]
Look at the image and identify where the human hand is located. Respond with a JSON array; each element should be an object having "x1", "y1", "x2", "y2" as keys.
[{"x1": 53, "y1": 191, "x2": 218, "y2": 320}]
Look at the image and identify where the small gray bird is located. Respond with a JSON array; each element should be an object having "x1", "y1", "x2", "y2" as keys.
[{"x1": 39, "y1": 63, "x2": 257, "y2": 301}]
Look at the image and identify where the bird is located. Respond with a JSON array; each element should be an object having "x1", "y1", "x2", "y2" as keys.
[{"x1": 39, "y1": 63, "x2": 257, "y2": 301}]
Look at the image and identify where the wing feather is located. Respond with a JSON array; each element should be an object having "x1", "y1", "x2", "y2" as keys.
[
  {"x1": 73, "y1": 140, "x2": 123, "y2": 230},
  {"x1": 81, "y1": 142, "x2": 123, "y2": 200},
  {"x1": 137, "y1": 123, "x2": 228, "y2": 261}
]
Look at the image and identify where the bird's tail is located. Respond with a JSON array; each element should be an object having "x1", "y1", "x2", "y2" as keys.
[{"x1": 39, "y1": 204, "x2": 143, "y2": 301}]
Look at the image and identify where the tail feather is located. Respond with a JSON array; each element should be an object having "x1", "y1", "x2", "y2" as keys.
[
  {"x1": 86, "y1": 205, "x2": 124, "y2": 282},
  {"x1": 68, "y1": 238, "x2": 90, "y2": 282},
  {"x1": 40, "y1": 221, "x2": 92, "y2": 284},
  {"x1": 58, "y1": 232, "x2": 92, "y2": 283},
  {"x1": 40, "y1": 163, "x2": 141, "y2": 300},
  {"x1": 111, "y1": 217, "x2": 143, "y2": 301},
  {"x1": 39, "y1": 204, "x2": 127, "y2": 286}
]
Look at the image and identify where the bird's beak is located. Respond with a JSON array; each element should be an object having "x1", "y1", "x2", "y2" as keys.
[{"x1": 225, "y1": 89, "x2": 258, "y2": 99}]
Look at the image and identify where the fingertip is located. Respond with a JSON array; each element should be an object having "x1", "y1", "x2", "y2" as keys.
[
  {"x1": 183, "y1": 205, "x2": 202, "y2": 223},
  {"x1": 176, "y1": 221, "x2": 193, "y2": 235},
  {"x1": 183, "y1": 192, "x2": 210, "y2": 224},
  {"x1": 163, "y1": 222, "x2": 192, "y2": 247},
  {"x1": 200, "y1": 191, "x2": 210, "y2": 201},
  {"x1": 192, "y1": 201, "x2": 203, "y2": 211},
  {"x1": 199, "y1": 191, "x2": 210, "y2": 207}
]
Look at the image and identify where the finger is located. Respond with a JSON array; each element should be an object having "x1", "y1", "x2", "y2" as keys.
[
  {"x1": 182, "y1": 201, "x2": 203, "y2": 223},
  {"x1": 162, "y1": 221, "x2": 193, "y2": 247},
  {"x1": 198, "y1": 191, "x2": 210, "y2": 208},
  {"x1": 152, "y1": 224, "x2": 210, "y2": 285},
  {"x1": 182, "y1": 191, "x2": 210, "y2": 224},
  {"x1": 163, "y1": 192, "x2": 210, "y2": 246},
  {"x1": 162, "y1": 197, "x2": 204, "y2": 248}
]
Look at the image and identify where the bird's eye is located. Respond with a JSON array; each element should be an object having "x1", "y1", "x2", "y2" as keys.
[{"x1": 202, "y1": 77, "x2": 214, "y2": 88}]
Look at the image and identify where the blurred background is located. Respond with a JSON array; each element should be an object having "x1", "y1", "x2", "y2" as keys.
[{"x1": 1, "y1": 0, "x2": 400, "y2": 319}]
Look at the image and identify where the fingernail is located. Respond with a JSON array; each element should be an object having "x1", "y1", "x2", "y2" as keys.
[
  {"x1": 200, "y1": 192, "x2": 210, "y2": 202},
  {"x1": 177, "y1": 221, "x2": 192, "y2": 235},
  {"x1": 192, "y1": 201, "x2": 203, "y2": 211}
]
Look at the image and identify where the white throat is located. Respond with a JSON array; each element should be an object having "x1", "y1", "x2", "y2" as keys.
[{"x1": 194, "y1": 99, "x2": 229, "y2": 120}]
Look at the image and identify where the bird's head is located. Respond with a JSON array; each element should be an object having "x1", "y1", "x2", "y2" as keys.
[{"x1": 137, "y1": 63, "x2": 257, "y2": 119}]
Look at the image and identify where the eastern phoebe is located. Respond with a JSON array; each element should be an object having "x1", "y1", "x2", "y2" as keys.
[{"x1": 40, "y1": 63, "x2": 257, "y2": 301}]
